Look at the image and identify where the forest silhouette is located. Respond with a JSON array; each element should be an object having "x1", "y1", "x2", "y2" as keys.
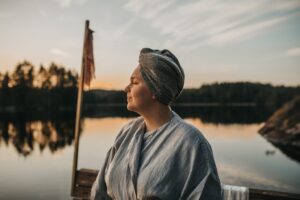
[
  {"x1": 0, "y1": 61, "x2": 299, "y2": 157},
  {"x1": 0, "y1": 60, "x2": 299, "y2": 116}
]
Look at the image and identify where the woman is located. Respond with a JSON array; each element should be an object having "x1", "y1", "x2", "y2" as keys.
[{"x1": 91, "y1": 48, "x2": 222, "y2": 200}]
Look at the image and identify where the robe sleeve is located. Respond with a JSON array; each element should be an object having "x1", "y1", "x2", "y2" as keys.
[
  {"x1": 90, "y1": 120, "x2": 135, "y2": 200},
  {"x1": 90, "y1": 147, "x2": 115, "y2": 200},
  {"x1": 180, "y1": 137, "x2": 222, "y2": 200}
]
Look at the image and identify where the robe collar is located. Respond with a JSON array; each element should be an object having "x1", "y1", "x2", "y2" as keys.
[{"x1": 126, "y1": 122, "x2": 145, "y2": 198}]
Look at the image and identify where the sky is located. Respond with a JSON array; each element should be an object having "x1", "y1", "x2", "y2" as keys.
[{"x1": 0, "y1": 0, "x2": 300, "y2": 89}]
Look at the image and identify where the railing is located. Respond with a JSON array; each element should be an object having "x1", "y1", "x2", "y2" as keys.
[{"x1": 71, "y1": 168, "x2": 300, "y2": 200}]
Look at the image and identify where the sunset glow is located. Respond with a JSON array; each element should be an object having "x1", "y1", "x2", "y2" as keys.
[{"x1": 1, "y1": 0, "x2": 300, "y2": 89}]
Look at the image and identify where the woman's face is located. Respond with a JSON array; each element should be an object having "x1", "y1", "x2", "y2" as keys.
[{"x1": 124, "y1": 65, "x2": 154, "y2": 114}]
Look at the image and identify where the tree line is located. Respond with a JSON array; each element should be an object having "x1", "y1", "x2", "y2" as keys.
[
  {"x1": 176, "y1": 82, "x2": 300, "y2": 108},
  {"x1": 84, "y1": 83, "x2": 300, "y2": 109},
  {"x1": 0, "y1": 61, "x2": 78, "y2": 112},
  {"x1": 0, "y1": 61, "x2": 299, "y2": 114}
]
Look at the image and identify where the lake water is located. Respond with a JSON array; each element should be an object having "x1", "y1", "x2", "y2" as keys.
[{"x1": 0, "y1": 107, "x2": 299, "y2": 199}]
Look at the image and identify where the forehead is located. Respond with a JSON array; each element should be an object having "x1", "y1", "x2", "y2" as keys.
[{"x1": 131, "y1": 65, "x2": 142, "y2": 79}]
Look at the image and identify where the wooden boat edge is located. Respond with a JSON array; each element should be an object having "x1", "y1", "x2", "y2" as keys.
[{"x1": 71, "y1": 168, "x2": 300, "y2": 200}]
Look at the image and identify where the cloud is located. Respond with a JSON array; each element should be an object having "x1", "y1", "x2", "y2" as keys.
[
  {"x1": 284, "y1": 47, "x2": 300, "y2": 57},
  {"x1": 125, "y1": 0, "x2": 176, "y2": 20},
  {"x1": 49, "y1": 48, "x2": 71, "y2": 58},
  {"x1": 205, "y1": 14, "x2": 290, "y2": 46},
  {"x1": 53, "y1": 0, "x2": 73, "y2": 8},
  {"x1": 0, "y1": 11, "x2": 13, "y2": 19},
  {"x1": 37, "y1": 7, "x2": 47, "y2": 17},
  {"x1": 52, "y1": 0, "x2": 89, "y2": 8},
  {"x1": 110, "y1": 18, "x2": 136, "y2": 41},
  {"x1": 124, "y1": 0, "x2": 300, "y2": 49},
  {"x1": 94, "y1": 17, "x2": 136, "y2": 45}
]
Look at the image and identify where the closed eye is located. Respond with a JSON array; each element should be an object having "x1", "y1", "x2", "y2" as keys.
[{"x1": 130, "y1": 77, "x2": 139, "y2": 84}]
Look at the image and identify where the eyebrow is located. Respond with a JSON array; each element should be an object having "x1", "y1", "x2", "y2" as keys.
[{"x1": 130, "y1": 76, "x2": 138, "y2": 81}]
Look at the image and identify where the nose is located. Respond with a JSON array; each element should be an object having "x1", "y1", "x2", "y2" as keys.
[{"x1": 124, "y1": 84, "x2": 130, "y2": 93}]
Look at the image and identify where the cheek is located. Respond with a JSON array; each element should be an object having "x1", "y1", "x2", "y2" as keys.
[{"x1": 132, "y1": 85, "x2": 152, "y2": 103}]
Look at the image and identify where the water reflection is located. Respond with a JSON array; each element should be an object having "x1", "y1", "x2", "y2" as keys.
[
  {"x1": 84, "y1": 105, "x2": 274, "y2": 124},
  {"x1": 0, "y1": 107, "x2": 299, "y2": 197},
  {"x1": 0, "y1": 119, "x2": 80, "y2": 157},
  {"x1": 264, "y1": 141, "x2": 300, "y2": 163},
  {"x1": 79, "y1": 117, "x2": 300, "y2": 194},
  {"x1": 0, "y1": 105, "x2": 293, "y2": 161}
]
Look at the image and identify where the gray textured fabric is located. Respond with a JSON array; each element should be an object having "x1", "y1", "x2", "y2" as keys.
[
  {"x1": 139, "y1": 48, "x2": 185, "y2": 105},
  {"x1": 91, "y1": 111, "x2": 222, "y2": 200}
]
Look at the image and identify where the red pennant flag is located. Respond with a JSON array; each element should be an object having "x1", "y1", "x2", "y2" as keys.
[{"x1": 83, "y1": 28, "x2": 95, "y2": 87}]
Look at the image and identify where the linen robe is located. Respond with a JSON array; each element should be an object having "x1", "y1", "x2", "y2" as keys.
[{"x1": 91, "y1": 111, "x2": 222, "y2": 200}]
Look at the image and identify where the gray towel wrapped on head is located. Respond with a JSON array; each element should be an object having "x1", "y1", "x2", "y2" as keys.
[{"x1": 139, "y1": 48, "x2": 185, "y2": 105}]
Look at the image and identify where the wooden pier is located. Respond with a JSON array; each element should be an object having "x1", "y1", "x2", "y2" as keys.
[{"x1": 72, "y1": 168, "x2": 300, "y2": 200}]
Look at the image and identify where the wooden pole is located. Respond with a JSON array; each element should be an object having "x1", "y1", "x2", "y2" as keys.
[{"x1": 71, "y1": 20, "x2": 89, "y2": 196}]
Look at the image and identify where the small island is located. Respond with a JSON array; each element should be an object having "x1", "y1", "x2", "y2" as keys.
[{"x1": 259, "y1": 95, "x2": 300, "y2": 162}]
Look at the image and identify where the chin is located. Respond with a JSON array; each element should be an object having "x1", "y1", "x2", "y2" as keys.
[
  {"x1": 127, "y1": 103, "x2": 139, "y2": 113},
  {"x1": 126, "y1": 103, "x2": 134, "y2": 111}
]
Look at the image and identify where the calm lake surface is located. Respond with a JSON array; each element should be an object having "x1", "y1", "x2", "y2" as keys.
[{"x1": 0, "y1": 106, "x2": 299, "y2": 199}]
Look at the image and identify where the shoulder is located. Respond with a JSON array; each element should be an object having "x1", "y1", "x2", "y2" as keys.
[
  {"x1": 172, "y1": 112, "x2": 206, "y2": 145},
  {"x1": 113, "y1": 116, "x2": 144, "y2": 145},
  {"x1": 170, "y1": 113, "x2": 215, "y2": 161}
]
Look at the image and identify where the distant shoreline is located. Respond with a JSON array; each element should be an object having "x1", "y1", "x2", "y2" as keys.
[{"x1": 0, "y1": 103, "x2": 262, "y2": 113}]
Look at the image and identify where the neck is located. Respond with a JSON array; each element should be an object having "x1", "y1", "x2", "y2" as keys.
[{"x1": 141, "y1": 104, "x2": 172, "y2": 132}]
